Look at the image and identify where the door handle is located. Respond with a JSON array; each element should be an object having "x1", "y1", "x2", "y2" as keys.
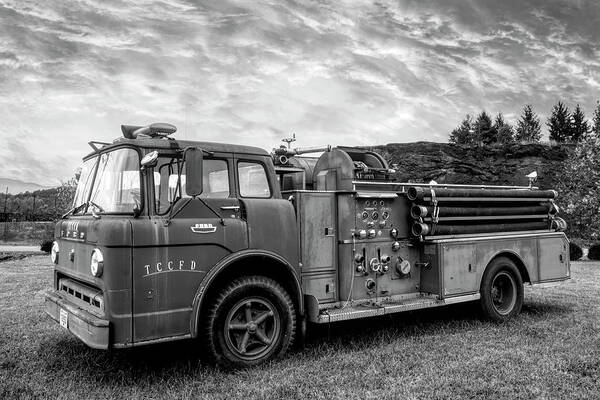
[{"x1": 220, "y1": 205, "x2": 240, "y2": 211}]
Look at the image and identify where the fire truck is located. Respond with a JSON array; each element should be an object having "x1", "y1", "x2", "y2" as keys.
[{"x1": 44, "y1": 123, "x2": 570, "y2": 367}]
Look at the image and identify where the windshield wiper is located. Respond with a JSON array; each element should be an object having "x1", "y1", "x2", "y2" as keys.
[
  {"x1": 61, "y1": 202, "x2": 88, "y2": 219},
  {"x1": 89, "y1": 201, "x2": 104, "y2": 219}
]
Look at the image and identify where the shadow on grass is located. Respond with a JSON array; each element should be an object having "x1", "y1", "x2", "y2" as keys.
[
  {"x1": 521, "y1": 300, "x2": 572, "y2": 316},
  {"x1": 305, "y1": 299, "x2": 572, "y2": 349},
  {"x1": 34, "y1": 299, "x2": 572, "y2": 383},
  {"x1": 36, "y1": 335, "x2": 214, "y2": 383}
]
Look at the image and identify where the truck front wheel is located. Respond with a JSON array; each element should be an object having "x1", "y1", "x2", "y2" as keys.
[
  {"x1": 203, "y1": 276, "x2": 296, "y2": 368},
  {"x1": 480, "y1": 257, "x2": 523, "y2": 321}
]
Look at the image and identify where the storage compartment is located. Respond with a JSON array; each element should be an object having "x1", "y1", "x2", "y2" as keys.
[
  {"x1": 538, "y1": 236, "x2": 569, "y2": 281},
  {"x1": 294, "y1": 191, "x2": 338, "y2": 303}
]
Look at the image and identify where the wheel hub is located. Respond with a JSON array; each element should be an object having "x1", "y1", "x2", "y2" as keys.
[
  {"x1": 224, "y1": 298, "x2": 280, "y2": 361},
  {"x1": 491, "y1": 271, "x2": 517, "y2": 315}
]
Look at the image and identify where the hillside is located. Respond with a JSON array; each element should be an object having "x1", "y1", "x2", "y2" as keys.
[
  {"x1": 0, "y1": 178, "x2": 49, "y2": 194},
  {"x1": 370, "y1": 142, "x2": 573, "y2": 190}
]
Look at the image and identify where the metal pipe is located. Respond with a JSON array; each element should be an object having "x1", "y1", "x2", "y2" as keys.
[
  {"x1": 293, "y1": 145, "x2": 332, "y2": 155},
  {"x1": 407, "y1": 186, "x2": 557, "y2": 201},
  {"x1": 352, "y1": 181, "x2": 537, "y2": 190},
  {"x1": 411, "y1": 204, "x2": 556, "y2": 219},
  {"x1": 412, "y1": 221, "x2": 550, "y2": 236}
]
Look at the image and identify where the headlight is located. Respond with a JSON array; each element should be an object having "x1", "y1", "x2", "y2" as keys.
[
  {"x1": 51, "y1": 241, "x2": 59, "y2": 264},
  {"x1": 90, "y1": 248, "x2": 104, "y2": 277}
]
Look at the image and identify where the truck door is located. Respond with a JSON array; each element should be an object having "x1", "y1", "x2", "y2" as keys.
[{"x1": 131, "y1": 154, "x2": 248, "y2": 343}]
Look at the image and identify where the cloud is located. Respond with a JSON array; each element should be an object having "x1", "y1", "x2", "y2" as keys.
[{"x1": 0, "y1": 0, "x2": 599, "y2": 184}]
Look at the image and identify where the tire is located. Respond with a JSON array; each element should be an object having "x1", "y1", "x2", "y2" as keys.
[
  {"x1": 203, "y1": 276, "x2": 296, "y2": 368},
  {"x1": 479, "y1": 257, "x2": 523, "y2": 321}
]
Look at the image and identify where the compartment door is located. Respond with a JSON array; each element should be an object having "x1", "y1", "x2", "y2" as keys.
[
  {"x1": 442, "y1": 243, "x2": 478, "y2": 297},
  {"x1": 538, "y1": 236, "x2": 569, "y2": 281},
  {"x1": 298, "y1": 193, "x2": 337, "y2": 302}
]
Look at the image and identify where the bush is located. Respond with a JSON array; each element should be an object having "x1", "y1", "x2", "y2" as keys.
[
  {"x1": 587, "y1": 243, "x2": 600, "y2": 260},
  {"x1": 570, "y1": 242, "x2": 583, "y2": 261},
  {"x1": 40, "y1": 240, "x2": 53, "y2": 253}
]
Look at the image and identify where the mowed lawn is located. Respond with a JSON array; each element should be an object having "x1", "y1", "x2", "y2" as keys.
[{"x1": 1, "y1": 256, "x2": 599, "y2": 400}]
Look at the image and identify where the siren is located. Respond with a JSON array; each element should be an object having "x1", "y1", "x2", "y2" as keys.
[{"x1": 121, "y1": 123, "x2": 177, "y2": 139}]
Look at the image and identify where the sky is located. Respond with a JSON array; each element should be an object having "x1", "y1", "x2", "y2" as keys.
[{"x1": 1, "y1": 0, "x2": 600, "y2": 186}]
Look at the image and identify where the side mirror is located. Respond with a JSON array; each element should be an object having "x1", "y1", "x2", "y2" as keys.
[{"x1": 184, "y1": 147, "x2": 203, "y2": 196}]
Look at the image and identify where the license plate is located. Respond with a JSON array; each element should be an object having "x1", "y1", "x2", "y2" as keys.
[{"x1": 59, "y1": 308, "x2": 68, "y2": 329}]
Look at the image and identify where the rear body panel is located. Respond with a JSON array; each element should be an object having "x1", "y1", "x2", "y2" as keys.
[{"x1": 421, "y1": 231, "x2": 570, "y2": 299}]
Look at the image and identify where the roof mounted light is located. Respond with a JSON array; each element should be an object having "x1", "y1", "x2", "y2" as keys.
[{"x1": 121, "y1": 123, "x2": 177, "y2": 139}]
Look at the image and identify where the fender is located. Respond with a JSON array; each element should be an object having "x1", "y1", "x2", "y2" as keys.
[
  {"x1": 189, "y1": 249, "x2": 303, "y2": 338},
  {"x1": 478, "y1": 249, "x2": 530, "y2": 286}
]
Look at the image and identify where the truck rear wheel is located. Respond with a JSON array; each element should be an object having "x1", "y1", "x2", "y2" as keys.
[
  {"x1": 480, "y1": 257, "x2": 523, "y2": 321},
  {"x1": 203, "y1": 276, "x2": 296, "y2": 368}
]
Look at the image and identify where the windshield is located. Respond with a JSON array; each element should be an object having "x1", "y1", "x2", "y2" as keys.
[
  {"x1": 73, "y1": 148, "x2": 141, "y2": 214},
  {"x1": 72, "y1": 157, "x2": 98, "y2": 210}
]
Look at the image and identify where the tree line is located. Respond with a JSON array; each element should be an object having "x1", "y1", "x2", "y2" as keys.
[
  {"x1": 0, "y1": 178, "x2": 76, "y2": 222},
  {"x1": 449, "y1": 101, "x2": 600, "y2": 145}
]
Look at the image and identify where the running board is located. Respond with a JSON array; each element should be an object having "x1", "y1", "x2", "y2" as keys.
[{"x1": 315, "y1": 293, "x2": 480, "y2": 323}]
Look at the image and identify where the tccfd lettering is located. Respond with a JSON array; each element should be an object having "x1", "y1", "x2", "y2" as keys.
[{"x1": 143, "y1": 259, "x2": 199, "y2": 277}]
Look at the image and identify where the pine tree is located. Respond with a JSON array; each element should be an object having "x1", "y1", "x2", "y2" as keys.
[
  {"x1": 493, "y1": 112, "x2": 514, "y2": 143},
  {"x1": 515, "y1": 105, "x2": 541, "y2": 142},
  {"x1": 547, "y1": 101, "x2": 571, "y2": 142},
  {"x1": 475, "y1": 111, "x2": 497, "y2": 145},
  {"x1": 570, "y1": 104, "x2": 590, "y2": 142},
  {"x1": 449, "y1": 115, "x2": 474, "y2": 144},
  {"x1": 592, "y1": 101, "x2": 600, "y2": 139}
]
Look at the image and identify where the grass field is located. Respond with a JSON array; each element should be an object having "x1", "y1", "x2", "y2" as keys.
[{"x1": 1, "y1": 256, "x2": 599, "y2": 400}]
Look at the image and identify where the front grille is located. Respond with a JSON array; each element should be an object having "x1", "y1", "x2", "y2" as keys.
[{"x1": 58, "y1": 278, "x2": 104, "y2": 315}]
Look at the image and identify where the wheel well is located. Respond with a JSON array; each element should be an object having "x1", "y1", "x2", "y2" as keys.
[
  {"x1": 487, "y1": 252, "x2": 531, "y2": 284},
  {"x1": 198, "y1": 255, "x2": 302, "y2": 329}
]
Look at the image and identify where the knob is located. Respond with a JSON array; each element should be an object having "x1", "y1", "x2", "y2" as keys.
[
  {"x1": 354, "y1": 254, "x2": 365, "y2": 263},
  {"x1": 370, "y1": 258, "x2": 381, "y2": 273},
  {"x1": 356, "y1": 264, "x2": 365, "y2": 273},
  {"x1": 365, "y1": 279, "x2": 376, "y2": 291},
  {"x1": 382, "y1": 264, "x2": 389, "y2": 273},
  {"x1": 356, "y1": 230, "x2": 367, "y2": 239},
  {"x1": 367, "y1": 229, "x2": 377, "y2": 238},
  {"x1": 392, "y1": 241, "x2": 400, "y2": 251},
  {"x1": 367, "y1": 221, "x2": 375, "y2": 229},
  {"x1": 380, "y1": 254, "x2": 391, "y2": 264},
  {"x1": 390, "y1": 228, "x2": 398, "y2": 238},
  {"x1": 379, "y1": 220, "x2": 386, "y2": 228}
]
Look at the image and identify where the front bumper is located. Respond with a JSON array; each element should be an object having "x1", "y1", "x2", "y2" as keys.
[{"x1": 44, "y1": 290, "x2": 110, "y2": 349}]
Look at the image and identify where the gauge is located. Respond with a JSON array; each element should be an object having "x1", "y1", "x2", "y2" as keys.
[
  {"x1": 380, "y1": 200, "x2": 385, "y2": 206},
  {"x1": 382, "y1": 211, "x2": 389, "y2": 220},
  {"x1": 365, "y1": 201, "x2": 370, "y2": 206},
  {"x1": 372, "y1": 211, "x2": 379, "y2": 220},
  {"x1": 399, "y1": 260, "x2": 411, "y2": 275},
  {"x1": 361, "y1": 211, "x2": 369, "y2": 220}
]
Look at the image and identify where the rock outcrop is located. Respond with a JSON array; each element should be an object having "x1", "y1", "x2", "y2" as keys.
[{"x1": 369, "y1": 142, "x2": 574, "y2": 190}]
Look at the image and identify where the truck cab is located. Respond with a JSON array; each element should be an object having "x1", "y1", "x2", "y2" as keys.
[{"x1": 45, "y1": 123, "x2": 570, "y2": 368}]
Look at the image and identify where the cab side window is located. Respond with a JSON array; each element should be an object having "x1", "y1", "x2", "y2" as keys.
[
  {"x1": 238, "y1": 161, "x2": 271, "y2": 198},
  {"x1": 202, "y1": 159, "x2": 230, "y2": 198},
  {"x1": 154, "y1": 157, "x2": 230, "y2": 214}
]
